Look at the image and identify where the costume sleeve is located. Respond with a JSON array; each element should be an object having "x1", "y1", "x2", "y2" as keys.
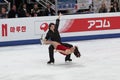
[
  {"x1": 55, "y1": 19, "x2": 60, "y2": 30},
  {"x1": 45, "y1": 32, "x2": 50, "y2": 40}
]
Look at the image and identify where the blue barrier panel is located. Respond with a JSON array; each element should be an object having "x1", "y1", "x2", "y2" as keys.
[{"x1": 1, "y1": 33, "x2": 120, "y2": 47}]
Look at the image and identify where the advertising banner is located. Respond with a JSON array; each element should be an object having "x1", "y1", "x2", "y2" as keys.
[
  {"x1": 59, "y1": 16, "x2": 120, "y2": 33},
  {"x1": 0, "y1": 19, "x2": 29, "y2": 41},
  {"x1": 0, "y1": 13, "x2": 120, "y2": 46}
]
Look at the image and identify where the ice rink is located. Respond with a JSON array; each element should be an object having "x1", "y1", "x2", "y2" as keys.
[{"x1": 0, "y1": 38, "x2": 120, "y2": 80}]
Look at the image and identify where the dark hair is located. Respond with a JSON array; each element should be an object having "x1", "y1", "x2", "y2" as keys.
[
  {"x1": 49, "y1": 23, "x2": 55, "y2": 29},
  {"x1": 113, "y1": 1, "x2": 118, "y2": 7},
  {"x1": 74, "y1": 46, "x2": 81, "y2": 57}
]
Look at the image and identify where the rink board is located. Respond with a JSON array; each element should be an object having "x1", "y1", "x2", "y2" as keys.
[{"x1": 0, "y1": 13, "x2": 120, "y2": 46}]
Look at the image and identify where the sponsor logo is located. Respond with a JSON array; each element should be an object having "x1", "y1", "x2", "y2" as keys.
[
  {"x1": 1, "y1": 24, "x2": 26, "y2": 37},
  {"x1": 40, "y1": 23, "x2": 49, "y2": 32},
  {"x1": 88, "y1": 19, "x2": 110, "y2": 29},
  {"x1": 2, "y1": 24, "x2": 8, "y2": 37}
]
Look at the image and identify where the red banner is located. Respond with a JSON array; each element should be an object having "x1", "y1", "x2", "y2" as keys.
[{"x1": 61, "y1": 16, "x2": 120, "y2": 33}]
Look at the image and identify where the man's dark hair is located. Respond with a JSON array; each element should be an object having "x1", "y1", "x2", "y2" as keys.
[{"x1": 49, "y1": 23, "x2": 55, "y2": 29}]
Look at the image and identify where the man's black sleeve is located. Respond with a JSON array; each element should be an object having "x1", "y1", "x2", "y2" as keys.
[
  {"x1": 55, "y1": 19, "x2": 60, "y2": 30},
  {"x1": 45, "y1": 32, "x2": 50, "y2": 40}
]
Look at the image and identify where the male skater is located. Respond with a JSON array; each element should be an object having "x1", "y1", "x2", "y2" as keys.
[{"x1": 44, "y1": 13, "x2": 81, "y2": 64}]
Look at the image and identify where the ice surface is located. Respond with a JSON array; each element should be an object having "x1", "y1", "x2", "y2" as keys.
[{"x1": 0, "y1": 38, "x2": 120, "y2": 80}]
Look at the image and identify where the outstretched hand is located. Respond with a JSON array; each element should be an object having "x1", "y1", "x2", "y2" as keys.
[{"x1": 58, "y1": 12, "x2": 62, "y2": 19}]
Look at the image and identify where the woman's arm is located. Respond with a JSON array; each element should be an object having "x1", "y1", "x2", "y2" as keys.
[{"x1": 56, "y1": 49, "x2": 71, "y2": 55}]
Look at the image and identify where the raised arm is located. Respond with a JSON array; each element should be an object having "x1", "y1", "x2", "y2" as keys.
[{"x1": 55, "y1": 13, "x2": 62, "y2": 30}]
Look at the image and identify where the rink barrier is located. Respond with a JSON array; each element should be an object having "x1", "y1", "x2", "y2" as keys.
[
  {"x1": 0, "y1": 33, "x2": 120, "y2": 47},
  {"x1": 0, "y1": 12, "x2": 120, "y2": 47}
]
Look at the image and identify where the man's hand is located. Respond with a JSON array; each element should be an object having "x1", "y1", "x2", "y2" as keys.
[{"x1": 58, "y1": 12, "x2": 62, "y2": 19}]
